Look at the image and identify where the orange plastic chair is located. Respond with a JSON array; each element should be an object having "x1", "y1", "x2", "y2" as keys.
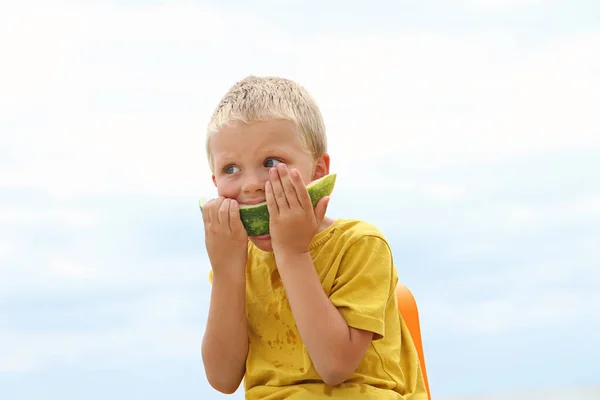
[{"x1": 396, "y1": 283, "x2": 431, "y2": 399}]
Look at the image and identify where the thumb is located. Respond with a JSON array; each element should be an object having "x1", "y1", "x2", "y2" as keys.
[{"x1": 314, "y1": 196, "x2": 330, "y2": 225}]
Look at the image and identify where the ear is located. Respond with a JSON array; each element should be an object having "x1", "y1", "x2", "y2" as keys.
[
  {"x1": 212, "y1": 174, "x2": 217, "y2": 187},
  {"x1": 311, "y1": 153, "x2": 330, "y2": 181}
]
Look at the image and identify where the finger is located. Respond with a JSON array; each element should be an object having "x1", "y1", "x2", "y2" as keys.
[
  {"x1": 291, "y1": 169, "x2": 311, "y2": 210},
  {"x1": 206, "y1": 198, "x2": 223, "y2": 225},
  {"x1": 265, "y1": 180, "x2": 279, "y2": 216},
  {"x1": 209, "y1": 197, "x2": 225, "y2": 220},
  {"x1": 201, "y1": 199, "x2": 213, "y2": 225},
  {"x1": 269, "y1": 167, "x2": 289, "y2": 210},
  {"x1": 314, "y1": 196, "x2": 330, "y2": 226},
  {"x1": 217, "y1": 197, "x2": 229, "y2": 224},
  {"x1": 229, "y1": 199, "x2": 245, "y2": 234},
  {"x1": 277, "y1": 164, "x2": 301, "y2": 208}
]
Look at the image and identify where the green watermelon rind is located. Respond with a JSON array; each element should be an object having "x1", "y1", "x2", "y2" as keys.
[{"x1": 198, "y1": 173, "x2": 337, "y2": 237}]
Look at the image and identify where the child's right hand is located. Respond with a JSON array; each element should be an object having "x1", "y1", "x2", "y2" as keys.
[{"x1": 201, "y1": 196, "x2": 248, "y2": 278}]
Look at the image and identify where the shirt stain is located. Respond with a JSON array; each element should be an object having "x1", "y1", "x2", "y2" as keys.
[
  {"x1": 340, "y1": 383, "x2": 366, "y2": 394},
  {"x1": 286, "y1": 328, "x2": 297, "y2": 344},
  {"x1": 270, "y1": 268, "x2": 282, "y2": 289},
  {"x1": 267, "y1": 301, "x2": 280, "y2": 320}
]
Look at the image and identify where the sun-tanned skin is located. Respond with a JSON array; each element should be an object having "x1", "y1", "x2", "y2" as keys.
[{"x1": 200, "y1": 120, "x2": 374, "y2": 393}]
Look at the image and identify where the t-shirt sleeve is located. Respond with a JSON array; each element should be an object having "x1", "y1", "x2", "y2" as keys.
[{"x1": 328, "y1": 234, "x2": 396, "y2": 340}]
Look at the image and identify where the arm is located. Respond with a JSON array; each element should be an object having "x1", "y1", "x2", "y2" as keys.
[
  {"x1": 263, "y1": 165, "x2": 383, "y2": 385},
  {"x1": 201, "y1": 268, "x2": 248, "y2": 394},
  {"x1": 200, "y1": 197, "x2": 249, "y2": 394},
  {"x1": 276, "y1": 251, "x2": 374, "y2": 386}
]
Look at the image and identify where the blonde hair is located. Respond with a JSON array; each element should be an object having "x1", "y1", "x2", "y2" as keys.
[{"x1": 205, "y1": 76, "x2": 327, "y2": 171}]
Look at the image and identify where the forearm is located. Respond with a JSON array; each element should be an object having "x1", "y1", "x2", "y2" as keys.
[
  {"x1": 201, "y1": 270, "x2": 248, "y2": 393},
  {"x1": 275, "y1": 251, "x2": 357, "y2": 385}
]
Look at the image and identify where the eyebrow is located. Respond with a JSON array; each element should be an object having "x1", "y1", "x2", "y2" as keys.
[
  {"x1": 259, "y1": 147, "x2": 293, "y2": 157},
  {"x1": 214, "y1": 153, "x2": 236, "y2": 163}
]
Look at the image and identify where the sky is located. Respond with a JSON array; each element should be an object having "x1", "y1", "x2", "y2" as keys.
[{"x1": 1, "y1": 0, "x2": 599, "y2": 399}]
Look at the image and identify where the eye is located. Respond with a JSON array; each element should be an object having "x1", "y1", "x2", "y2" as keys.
[
  {"x1": 264, "y1": 158, "x2": 282, "y2": 168},
  {"x1": 224, "y1": 165, "x2": 240, "y2": 174}
]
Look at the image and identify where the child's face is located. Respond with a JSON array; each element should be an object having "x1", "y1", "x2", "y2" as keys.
[{"x1": 209, "y1": 119, "x2": 329, "y2": 252}]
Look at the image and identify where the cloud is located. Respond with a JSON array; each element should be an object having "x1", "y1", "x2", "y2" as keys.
[
  {"x1": 416, "y1": 220, "x2": 600, "y2": 334},
  {"x1": 0, "y1": 203, "x2": 101, "y2": 228},
  {"x1": 507, "y1": 196, "x2": 600, "y2": 227},
  {"x1": 0, "y1": 290, "x2": 206, "y2": 373},
  {"x1": 441, "y1": 385, "x2": 600, "y2": 400},
  {"x1": 458, "y1": 0, "x2": 550, "y2": 12},
  {"x1": 2, "y1": 2, "x2": 599, "y2": 200},
  {"x1": 0, "y1": 190, "x2": 210, "y2": 299},
  {"x1": 0, "y1": 238, "x2": 18, "y2": 261},
  {"x1": 1, "y1": 1, "x2": 598, "y2": 397},
  {"x1": 0, "y1": 2, "x2": 84, "y2": 114},
  {"x1": 303, "y1": 30, "x2": 600, "y2": 172},
  {"x1": 425, "y1": 284, "x2": 600, "y2": 334}
]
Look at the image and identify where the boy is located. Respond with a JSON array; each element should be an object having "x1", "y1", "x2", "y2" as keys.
[{"x1": 200, "y1": 76, "x2": 428, "y2": 399}]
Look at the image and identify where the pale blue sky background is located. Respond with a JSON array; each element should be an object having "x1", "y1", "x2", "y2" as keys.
[{"x1": 1, "y1": 0, "x2": 599, "y2": 399}]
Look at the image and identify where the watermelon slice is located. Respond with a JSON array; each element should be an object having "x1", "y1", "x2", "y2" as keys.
[{"x1": 198, "y1": 173, "x2": 337, "y2": 237}]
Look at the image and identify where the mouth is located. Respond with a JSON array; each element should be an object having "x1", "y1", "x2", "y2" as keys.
[
  {"x1": 240, "y1": 199, "x2": 266, "y2": 206},
  {"x1": 251, "y1": 234, "x2": 270, "y2": 240}
]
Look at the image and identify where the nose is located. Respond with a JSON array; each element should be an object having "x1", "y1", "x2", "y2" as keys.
[{"x1": 241, "y1": 169, "x2": 266, "y2": 194}]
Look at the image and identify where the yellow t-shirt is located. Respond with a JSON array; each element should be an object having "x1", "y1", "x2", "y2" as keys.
[{"x1": 208, "y1": 218, "x2": 428, "y2": 399}]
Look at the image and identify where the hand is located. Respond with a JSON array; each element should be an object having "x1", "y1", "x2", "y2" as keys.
[
  {"x1": 265, "y1": 163, "x2": 330, "y2": 257},
  {"x1": 202, "y1": 197, "x2": 248, "y2": 277}
]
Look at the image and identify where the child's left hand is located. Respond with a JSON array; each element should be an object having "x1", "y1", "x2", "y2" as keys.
[{"x1": 266, "y1": 163, "x2": 330, "y2": 256}]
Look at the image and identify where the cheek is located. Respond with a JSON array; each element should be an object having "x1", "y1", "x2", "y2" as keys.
[
  {"x1": 299, "y1": 168, "x2": 315, "y2": 184},
  {"x1": 214, "y1": 179, "x2": 238, "y2": 198},
  {"x1": 296, "y1": 159, "x2": 318, "y2": 183}
]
